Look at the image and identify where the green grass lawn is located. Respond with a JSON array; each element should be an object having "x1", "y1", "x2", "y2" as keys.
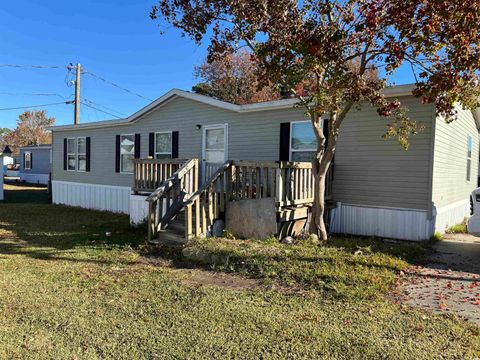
[{"x1": 0, "y1": 183, "x2": 478, "y2": 358}]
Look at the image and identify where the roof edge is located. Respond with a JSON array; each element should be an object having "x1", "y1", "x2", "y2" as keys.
[{"x1": 51, "y1": 84, "x2": 416, "y2": 132}]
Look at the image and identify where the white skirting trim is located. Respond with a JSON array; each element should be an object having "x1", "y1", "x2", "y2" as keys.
[
  {"x1": 52, "y1": 180, "x2": 131, "y2": 214},
  {"x1": 329, "y1": 203, "x2": 432, "y2": 241},
  {"x1": 20, "y1": 173, "x2": 50, "y2": 185},
  {"x1": 433, "y1": 199, "x2": 470, "y2": 234},
  {"x1": 130, "y1": 195, "x2": 149, "y2": 225}
]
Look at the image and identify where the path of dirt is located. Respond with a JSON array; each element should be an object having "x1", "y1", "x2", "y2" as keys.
[
  {"x1": 398, "y1": 234, "x2": 480, "y2": 325},
  {"x1": 140, "y1": 254, "x2": 263, "y2": 291}
]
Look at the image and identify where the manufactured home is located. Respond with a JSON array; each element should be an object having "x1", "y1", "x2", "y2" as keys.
[
  {"x1": 50, "y1": 85, "x2": 480, "y2": 241},
  {"x1": 19, "y1": 145, "x2": 52, "y2": 185}
]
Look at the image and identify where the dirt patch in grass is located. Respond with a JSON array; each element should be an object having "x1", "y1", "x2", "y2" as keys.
[
  {"x1": 179, "y1": 268, "x2": 262, "y2": 290},
  {"x1": 182, "y1": 236, "x2": 426, "y2": 300},
  {"x1": 140, "y1": 252, "x2": 262, "y2": 290}
]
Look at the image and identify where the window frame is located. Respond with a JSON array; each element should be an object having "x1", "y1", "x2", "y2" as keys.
[
  {"x1": 67, "y1": 137, "x2": 77, "y2": 171},
  {"x1": 24, "y1": 151, "x2": 32, "y2": 170},
  {"x1": 467, "y1": 134, "x2": 473, "y2": 182},
  {"x1": 76, "y1": 137, "x2": 87, "y2": 172},
  {"x1": 289, "y1": 120, "x2": 319, "y2": 162},
  {"x1": 154, "y1": 131, "x2": 173, "y2": 160},
  {"x1": 120, "y1": 134, "x2": 135, "y2": 174}
]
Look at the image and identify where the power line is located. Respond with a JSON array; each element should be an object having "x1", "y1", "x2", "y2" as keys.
[
  {"x1": 0, "y1": 92, "x2": 69, "y2": 99},
  {"x1": 84, "y1": 70, "x2": 153, "y2": 101},
  {"x1": 82, "y1": 97, "x2": 126, "y2": 117},
  {"x1": 0, "y1": 64, "x2": 64, "y2": 69},
  {"x1": 80, "y1": 101, "x2": 123, "y2": 119},
  {"x1": 0, "y1": 101, "x2": 73, "y2": 111}
]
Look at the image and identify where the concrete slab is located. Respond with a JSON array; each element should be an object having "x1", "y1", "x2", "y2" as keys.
[
  {"x1": 399, "y1": 234, "x2": 480, "y2": 325},
  {"x1": 225, "y1": 198, "x2": 277, "y2": 239}
]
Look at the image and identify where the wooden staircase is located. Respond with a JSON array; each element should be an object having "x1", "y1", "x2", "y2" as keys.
[
  {"x1": 150, "y1": 211, "x2": 186, "y2": 246},
  {"x1": 144, "y1": 158, "x2": 335, "y2": 244}
]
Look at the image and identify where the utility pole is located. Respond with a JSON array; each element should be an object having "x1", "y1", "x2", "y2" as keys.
[{"x1": 74, "y1": 63, "x2": 81, "y2": 125}]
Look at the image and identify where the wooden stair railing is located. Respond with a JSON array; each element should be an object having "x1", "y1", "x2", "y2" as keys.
[
  {"x1": 133, "y1": 158, "x2": 189, "y2": 194},
  {"x1": 184, "y1": 161, "x2": 232, "y2": 239},
  {"x1": 146, "y1": 158, "x2": 199, "y2": 242},
  {"x1": 183, "y1": 160, "x2": 334, "y2": 240}
]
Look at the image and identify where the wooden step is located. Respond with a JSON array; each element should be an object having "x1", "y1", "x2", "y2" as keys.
[
  {"x1": 166, "y1": 219, "x2": 185, "y2": 234},
  {"x1": 151, "y1": 229, "x2": 186, "y2": 245}
]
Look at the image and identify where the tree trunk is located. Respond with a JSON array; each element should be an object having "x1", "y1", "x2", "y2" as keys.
[{"x1": 309, "y1": 158, "x2": 332, "y2": 241}]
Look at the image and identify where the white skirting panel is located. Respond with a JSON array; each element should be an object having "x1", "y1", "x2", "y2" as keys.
[
  {"x1": 434, "y1": 199, "x2": 470, "y2": 234},
  {"x1": 52, "y1": 180, "x2": 131, "y2": 214},
  {"x1": 20, "y1": 173, "x2": 50, "y2": 185},
  {"x1": 329, "y1": 203, "x2": 432, "y2": 241},
  {"x1": 130, "y1": 195, "x2": 149, "y2": 225},
  {"x1": 129, "y1": 194, "x2": 171, "y2": 225}
]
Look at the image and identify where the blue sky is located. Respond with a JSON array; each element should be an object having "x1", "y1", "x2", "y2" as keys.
[{"x1": 0, "y1": 1, "x2": 415, "y2": 128}]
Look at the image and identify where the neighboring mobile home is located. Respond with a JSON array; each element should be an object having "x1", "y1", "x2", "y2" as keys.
[
  {"x1": 50, "y1": 85, "x2": 480, "y2": 241},
  {"x1": 19, "y1": 145, "x2": 52, "y2": 185}
]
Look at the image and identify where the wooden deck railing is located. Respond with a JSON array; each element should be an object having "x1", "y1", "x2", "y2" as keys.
[
  {"x1": 133, "y1": 158, "x2": 189, "y2": 194},
  {"x1": 146, "y1": 159, "x2": 198, "y2": 242},
  {"x1": 184, "y1": 160, "x2": 334, "y2": 239}
]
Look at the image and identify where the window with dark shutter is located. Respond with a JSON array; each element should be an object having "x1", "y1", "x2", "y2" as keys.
[
  {"x1": 134, "y1": 134, "x2": 141, "y2": 159},
  {"x1": 63, "y1": 138, "x2": 67, "y2": 170},
  {"x1": 115, "y1": 135, "x2": 121, "y2": 173},
  {"x1": 172, "y1": 131, "x2": 179, "y2": 158},
  {"x1": 86, "y1": 137, "x2": 91, "y2": 172},
  {"x1": 148, "y1": 132, "x2": 155, "y2": 158},
  {"x1": 279, "y1": 122, "x2": 290, "y2": 161}
]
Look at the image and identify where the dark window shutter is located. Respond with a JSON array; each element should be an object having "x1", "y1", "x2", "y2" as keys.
[
  {"x1": 30, "y1": 152, "x2": 33, "y2": 169},
  {"x1": 149, "y1": 132, "x2": 155, "y2": 158},
  {"x1": 115, "y1": 135, "x2": 121, "y2": 173},
  {"x1": 63, "y1": 138, "x2": 67, "y2": 170},
  {"x1": 86, "y1": 137, "x2": 91, "y2": 172},
  {"x1": 279, "y1": 122, "x2": 290, "y2": 161},
  {"x1": 134, "y1": 134, "x2": 141, "y2": 159},
  {"x1": 172, "y1": 131, "x2": 179, "y2": 158},
  {"x1": 323, "y1": 118, "x2": 329, "y2": 149}
]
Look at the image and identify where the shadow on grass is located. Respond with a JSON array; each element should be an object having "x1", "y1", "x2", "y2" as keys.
[
  {"x1": 0, "y1": 200, "x2": 147, "y2": 264},
  {"x1": 3, "y1": 180, "x2": 51, "y2": 204}
]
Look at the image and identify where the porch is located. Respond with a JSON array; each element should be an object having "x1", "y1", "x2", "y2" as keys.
[{"x1": 133, "y1": 158, "x2": 334, "y2": 242}]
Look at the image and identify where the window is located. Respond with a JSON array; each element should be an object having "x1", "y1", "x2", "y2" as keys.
[
  {"x1": 290, "y1": 121, "x2": 318, "y2": 161},
  {"x1": 77, "y1": 137, "x2": 87, "y2": 171},
  {"x1": 120, "y1": 134, "x2": 135, "y2": 173},
  {"x1": 155, "y1": 132, "x2": 172, "y2": 159},
  {"x1": 67, "y1": 138, "x2": 76, "y2": 171},
  {"x1": 24, "y1": 151, "x2": 32, "y2": 170},
  {"x1": 467, "y1": 135, "x2": 473, "y2": 182}
]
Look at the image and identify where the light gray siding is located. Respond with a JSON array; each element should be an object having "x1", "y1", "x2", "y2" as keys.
[
  {"x1": 52, "y1": 94, "x2": 435, "y2": 211},
  {"x1": 52, "y1": 97, "x2": 308, "y2": 188},
  {"x1": 431, "y1": 105, "x2": 479, "y2": 209},
  {"x1": 20, "y1": 147, "x2": 51, "y2": 175},
  {"x1": 333, "y1": 97, "x2": 435, "y2": 210}
]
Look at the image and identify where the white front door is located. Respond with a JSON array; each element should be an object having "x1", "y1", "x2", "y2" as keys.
[{"x1": 202, "y1": 124, "x2": 228, "y2": 183}]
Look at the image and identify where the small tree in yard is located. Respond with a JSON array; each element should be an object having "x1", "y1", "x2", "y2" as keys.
[
  {"x1": 193, "y1": 50, "x2": 280, "y2": 104},
  {"x1": 151, "y1": 0, "x2": 480, "y2": 240}
]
